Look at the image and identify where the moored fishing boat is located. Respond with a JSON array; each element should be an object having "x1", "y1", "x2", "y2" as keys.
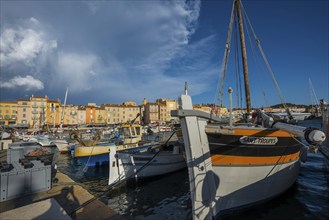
[
  {"x1": 171, "y1": 0, "x2": 326, "y2": 219},
  {"x1": 72, "y1": 123, "x2": 158, "y2": 167},
  {"x1": 108, "y1": 141, "x2": 186, "y2": 186}
]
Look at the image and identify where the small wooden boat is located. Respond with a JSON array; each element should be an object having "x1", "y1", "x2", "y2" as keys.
[{"x1": 108, "y1": 142, "x2": 186, "y2": 186}]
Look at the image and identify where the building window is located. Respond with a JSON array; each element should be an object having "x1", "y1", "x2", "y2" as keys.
[
  {"x1": 23, "y1": 108, "x2": 26, "y2": 112},
  {"x1": 23, "y1": 114, "x2": 26, "y2": 118}
]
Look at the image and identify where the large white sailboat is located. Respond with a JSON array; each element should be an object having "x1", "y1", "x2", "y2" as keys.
[{"x1": 171, "y1": 0, "x2": 326, "y2": 219}]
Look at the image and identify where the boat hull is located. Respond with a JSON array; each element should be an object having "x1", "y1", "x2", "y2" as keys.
[
  {"x1": 211, "y1": 159, "x2": 300, "y2": 215},
  {"x1": 205, "y1": 126, "x2": 301, "y2": 215},
  {"x1": 108, "y1": 145, "x2": 186, "y2": 185},
  {"x1": 75, "y1": 153, "x2": 110, "y2": 167},
  {"x1": 119, "y1": 152, "x2": 186, "y2": 178}
]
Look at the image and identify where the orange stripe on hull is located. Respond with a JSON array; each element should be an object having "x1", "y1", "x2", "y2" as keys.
[{"x1": 211, "y1": 151, "x2": 300, "y2": 165}]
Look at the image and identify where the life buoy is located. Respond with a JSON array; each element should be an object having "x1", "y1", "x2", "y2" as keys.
[{"x1": 69, "y1": 131, "x2": 79, "y2": 141}]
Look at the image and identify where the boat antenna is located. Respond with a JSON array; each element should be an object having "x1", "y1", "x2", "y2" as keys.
[
  {"x1": 184, "y1": 81, "x2": 188, "y2": 95},
  {"x1": 309, "y1": 78, "x2": 319, "y2": 107}
]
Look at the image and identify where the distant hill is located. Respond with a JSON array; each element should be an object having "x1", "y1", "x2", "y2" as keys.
[{"x1": 270, "y1": 103, "x2": 312, "y2": 108}]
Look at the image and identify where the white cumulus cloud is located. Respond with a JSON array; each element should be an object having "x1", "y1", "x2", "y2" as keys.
[
  {"x1": 0, "y1": 17, "x2": 57, "y2": 67},
  {"x1": 1, "y1": 75, "x2": 44, "y2": 91}
]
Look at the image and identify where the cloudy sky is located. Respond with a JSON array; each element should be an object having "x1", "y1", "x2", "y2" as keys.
[{"x1": 1, "y1": 0, "x2": 328, "y2": 108}]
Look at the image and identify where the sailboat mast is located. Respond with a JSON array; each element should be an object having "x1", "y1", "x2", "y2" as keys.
[
  {"x1": 235, "y1": 0, "x2": 251, "y2": 113},
  {"x1": 60, "y1": 87, "x2": 68, "y2": 128}
]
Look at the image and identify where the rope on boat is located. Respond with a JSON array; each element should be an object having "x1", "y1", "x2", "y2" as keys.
[
  {"x1": 215, "y1": 0, "x2": 236, "y2": 106},
  {"x1": 240, "y1": 0, "x2": 289, "y2": 111},
  {"x1": 108, "y1": 130, "x2": 178, "y2": 189}
]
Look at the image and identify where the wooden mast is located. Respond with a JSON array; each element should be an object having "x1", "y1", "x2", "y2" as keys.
[{"x1": 235, "y1": 0, "x2": 252, "y2": 113}]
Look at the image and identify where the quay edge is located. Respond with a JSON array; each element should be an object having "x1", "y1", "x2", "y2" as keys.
[{"x1": 0, "y1": 170, "x2": 122, "y2": 220}]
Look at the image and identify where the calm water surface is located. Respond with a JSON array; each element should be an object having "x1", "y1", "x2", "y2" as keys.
[{"x1": 57, "y1": 119, "x2": 329, "y2": 220}]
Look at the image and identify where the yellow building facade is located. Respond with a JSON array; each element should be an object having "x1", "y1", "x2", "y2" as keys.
[
  {"x1": 103, "y1": 103, "x2": 140, "y2": 125},
  {"x1": 46, "y1": 100, "x2": 61, "y2": 128},
  {"x1": 0, "y1": 101, "x2": 17, "y2": 126},
  {"x1": 156, "y1": 99, "x2": 178, "y2": 122}
]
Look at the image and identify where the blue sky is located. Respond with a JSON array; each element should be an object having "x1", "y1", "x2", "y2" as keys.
[{"x1": 1, "y1": 0, "x2": 328, "y2": 108}]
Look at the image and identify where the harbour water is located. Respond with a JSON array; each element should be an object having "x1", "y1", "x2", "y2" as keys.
[{"x1": 56, "y1": 119, "x2": 329, "y2": 220}]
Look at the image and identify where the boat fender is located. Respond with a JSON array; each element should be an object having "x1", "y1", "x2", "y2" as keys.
[{"x1": 304, "y1": 127, "x2": 324, "y2": 145}]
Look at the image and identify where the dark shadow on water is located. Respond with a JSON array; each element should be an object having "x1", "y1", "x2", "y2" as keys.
[{"x1": 104, "y1": 168, "x2": 191, "y2": 219}]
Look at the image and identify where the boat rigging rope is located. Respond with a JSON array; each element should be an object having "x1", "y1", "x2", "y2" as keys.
[
  {"x1": 242, "y1": 9, "x2": 269, "y2": 107},
  {"x1": 215, "y1": 0, "x2": 236, "y2": 106},
  {"x1": 240, "y1": 1, "x2": 288, "y2": 110}
]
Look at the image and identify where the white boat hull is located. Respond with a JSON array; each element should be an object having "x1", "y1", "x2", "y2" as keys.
[
  {"x1": 108, "y1": 146, "x2": 186, "y2": 186},
  {"x1": 211, "y1": 160, "x2": 300, "y2": 214},
  {"x1": 272, "y1": 112, "x2": 311, "y2": 121},
  {"x1": 121, "y1": 152, "x2": 186, "y2": 178}
]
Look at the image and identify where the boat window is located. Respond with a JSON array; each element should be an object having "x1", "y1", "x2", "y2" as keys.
[
  {"x1": 131, "y1": 128, "x2": 136, "y2": 136},
  {"x1": 135, "y1": 126, "x2": 141, "y2": 135},
  {"x1": 123, "y1": 128, "x2": 130, "y2": 137}
]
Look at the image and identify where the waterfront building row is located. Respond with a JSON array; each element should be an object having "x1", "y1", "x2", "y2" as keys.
[{"x1": 0, "y1": 95, "x2": 229, "y2": 129}]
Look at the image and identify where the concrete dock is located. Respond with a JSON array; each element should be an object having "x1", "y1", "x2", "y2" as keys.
[{"x1": 0, "y1": 170, "x2": 122, "y2": 220}]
